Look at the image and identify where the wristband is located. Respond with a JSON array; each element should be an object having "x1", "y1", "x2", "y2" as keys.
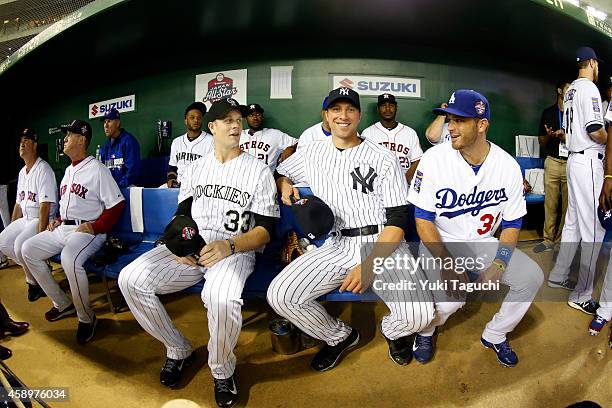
[
  {"x1": 227, "y1": 238, "x2": 236, "y2": 255},
  {"x1": 495, "y1": 245, "x2": 513, "y2": 265}
]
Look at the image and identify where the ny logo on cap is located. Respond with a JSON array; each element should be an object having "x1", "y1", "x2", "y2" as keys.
[
  {"x1": 448, "y1": 93, "x2": 456, "y2": 104},
  {"x1": 227, "y1": 98, "x2": 238, "y2": 106},
  {"x1": 339, "y1": 88, "x2": 350, "y2": 96}
]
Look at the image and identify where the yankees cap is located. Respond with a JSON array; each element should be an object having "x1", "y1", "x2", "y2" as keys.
[
  {"x1": 61, "y1": 119, "x2": 93, "y2": 140},
  {"x1": 20, "y1": 128, "x2": 38, "y2": 142},
  {"x1": 377, "y1": 93, "x2": 397, "y2": 105},
  {"x1": 206, "y1": 98, "x2": 244, "y2": 123},
  {"x1": 291, "y1": 195, "x2": 334, "y2": 240},
  {"x1": 184, "y1": 101, "x2": 207, "y2": 117},
  {"x1": 244, "y1": 103, "x2": 264, "y2": 115},
  {"x1": 163, "y1": 215, "x2": 206, "y2": 258},
  {"x1": 433, "y1": 89, "x2": 490, "y2": 121},
  {"x1": 100, "y1": 108, "x2": 120, "y2": 121},
  {"x1": 326, "y1": 87, "x2": 361, "y2": 111},
  {"x1": 576, "y1": 46, "x2": 602, "y2": 63}
]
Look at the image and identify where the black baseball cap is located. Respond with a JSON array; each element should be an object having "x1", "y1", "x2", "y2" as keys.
[
  {"x1": 205, "y1": 98, "x2": 244, "y2": 123},
  {"x1": 61, "y1": 119, "x2": 93, "y2": 140},
  {"x1": 377, "y1": 93, "x2": 397, "y2": 105},
  {"x1": 163, "y1": 215, "x2": 206, "y2": 258},
  {"x1": 20, "y1": 128, "x2": 38, "y2": 142},
  {"x1": 576, "y1": 46, "x2": 603, "y2": 63},
  {"x1": 184, "y1": 101, "x2": 207, "y2": 117},
  {"x1": 244, "y1": 103, "x2": 264, "y2": 115},
  {"x1": 326, "y1": 87, "x2": 361, "y2": 111},
  {"x1": 291, "y1": 195, "x2": 334, "y2": 240}
]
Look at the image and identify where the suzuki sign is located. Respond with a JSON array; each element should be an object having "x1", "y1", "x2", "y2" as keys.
[{"x1": 332, "y1": 75, "x2": 421, "y2": 98}]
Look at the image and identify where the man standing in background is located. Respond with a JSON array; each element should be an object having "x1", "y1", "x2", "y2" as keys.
[{"x1": 100, "y1": 108, "x2": 141, "y2": 187}]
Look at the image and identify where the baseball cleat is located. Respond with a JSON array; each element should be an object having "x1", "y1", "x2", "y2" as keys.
[
  {"x1": 45, "y1": 304, "x2": 76, "y2": 322},
  {"x1": 214, "y1": 375, "x2": 239, "y2": 408},
  {"x1": 159, "y1": 354, "x2": 193, "y2": 387},
  {"x1": 481, "y1": 338, "x2": 518, "y2": 367},
  {"x1": 588, "y1": 315, "x2": 607, "y2": 336},
  {"x1": 380, "y1": 323, "x2": 413, "y2": 365},
  {"x1": 567, "y1": 299, "x2": 599, "y2": 315},
  {"x1": 76, "y1": 316, "x2": 98, "y2": 344},
  {"x1": 310, "y1": 328, "x2": 359, "y2": 372},
  {"x1": 27, "y1": 283, "x2": 47, "y2": 302},
  {"x1": 0, "y1": 345, "x2": 11, "y2": 360},
  {"x1": 413, "y1": 332, "x2": 436, "y2": 364},
  {"x1": 547, "y1": 279, "x2": 576, "y2": 291}
]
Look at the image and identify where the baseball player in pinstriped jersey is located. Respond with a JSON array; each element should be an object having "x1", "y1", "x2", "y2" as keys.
[
  {"x1": 268, "y1": 87, "x2": 434, "y2": 370},
  {"x1": 119, "y1": 98, "x2": 279, "y2": 408}
]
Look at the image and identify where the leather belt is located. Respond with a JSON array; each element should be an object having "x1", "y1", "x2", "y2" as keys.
[
  {"x1": 573, "y1": 150, "x2": 604, "y2": 160},
  {"x1": 63, "y1": 219, "x2": 87, "y2": 225},
  {"x1": 331, "y1": 225, "x2": 379, "y2": 237}
]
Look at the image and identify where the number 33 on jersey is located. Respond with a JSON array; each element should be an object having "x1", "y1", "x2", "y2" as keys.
[{"x1": 408, "y1": 142, "x2": 526, "y2": 241}]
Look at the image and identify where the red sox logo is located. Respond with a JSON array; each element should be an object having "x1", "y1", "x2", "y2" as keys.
[
  {"x1": 18, "y1": 191, "x2": 25, "y2": 201},
  {"x1": 204, "y1": 73, "x2": 238, "y2": 104},
  {"x1": 60, "y1": 183, "x2": 88, "y2": 199},
  {"x1": 27, "y1": 191, "x2": 37, "y2": 202},
  {"x1": 182, "y1": 226, "x2": 196, "y2": 241}
]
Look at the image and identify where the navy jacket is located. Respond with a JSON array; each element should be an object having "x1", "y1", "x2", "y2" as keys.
[{"x1": 100, "y1": 129, "x2": 141, "y2": 187}]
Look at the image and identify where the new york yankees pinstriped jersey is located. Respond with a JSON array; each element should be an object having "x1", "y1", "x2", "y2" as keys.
[
  {"x1": 58, "y1": 157, "x2": 124, "y2": 221},
  {"x1": 408, "y1": 142, "x2": 526, "y2": 241},
  {"x1": 276, "y1": 138, "x2": 409, "y2": 231},
  {"x1": 239, "y1": 128, "x2": 295, "y2": 171},
  {"x1": 179, "y1": 151, "x2": 279, "y2": 244},
  {"x1": 563, "y1": 78, "x2": 605, "y2": 153},
  {"x1": 296, "y1": 122, "x2": 331, "y2": 150},
  {"x1": 361, "y1": 122, "x2": 424, "y2": 170},
  {"x1": 16, "y1": 157, "x2": 58, "y2": 220},
  {"x1": 168, "y1": 132, "x2": 214, "y2": 184}
]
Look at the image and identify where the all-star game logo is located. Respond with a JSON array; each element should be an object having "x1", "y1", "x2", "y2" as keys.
[{"x1": 203, "y1": 73, "x2": 238, "y2": 103}]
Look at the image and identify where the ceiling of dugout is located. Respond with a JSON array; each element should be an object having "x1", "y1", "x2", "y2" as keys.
[{"x1": 0, "y1": 0, "x2": 610, "y2": 109}]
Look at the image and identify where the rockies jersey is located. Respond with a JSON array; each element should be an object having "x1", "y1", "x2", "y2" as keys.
[
  {"x1": 563, "y1": 78, "x2": 605, "y2": 153},
  {"x1": 58, "y1": 156, "x2": 124, "y2": 222},
  {"x1": 361, "y1": 122, "x2": 424, "y2": 170},
  {"x1": 168, "y1": 132, "x2": 214, "y2": 184},
  {"x1": 239, "y1": 128, "x2": 295, "y2": 171},
  {"x1": 408, "y1": 142, "x2": 526, "y2": 241},
  {"x1": 296, "y1": 122, "x2": 331, "y2": 150},
  {"x1": 276, "y1": 138, "x2": 409, "y2": 231},
  {"x1": 430, "y1": 123, "x2": 451, "y2": 145},
  {"x1": 179, "y1": 151, "x2": 279, "y2": 244},
  {"x1": 16, "y1": 157, "x2": 58, "y2": 220}
]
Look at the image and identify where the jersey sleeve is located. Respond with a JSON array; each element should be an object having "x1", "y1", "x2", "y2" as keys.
[
  {"x1": 407, "y1": 129, "x2": 424, "y2": 162},
  {"x1": 250, "y1": 167, "x2": 280, "y2": 218},
  {"x1": 380, "y1": 156, "x2": 410, "y2": 208},
  {"x1": 280, "y1": 131, "x2": 296, "y2": 149},
  {"x1": 38, "y1": 164, "x2": 58, "y2": 204},
  {"x1": 15, "y1": 170, "x2": 24, "y2": 204},
  {"x1": 168, "y1": 138, "x2": 178, "y2": 167},
  {"x1": 581, "y1": 84, "x2": 605, "y2": 130},
  {"x1": 407, "y1": 152, "x2": 437, "y2": 212},
  {"x1": 605, "y1": 100, "x2": 612, "y2": 123},
  {"x1": 98, "y1": 165, "x2": 125, "y2": 209},
  {"x1": 360, "y1": 126, "x2": 373, "y2": 139},
  {"x1": 296, "y1": 128, "x2": 310, "y2": 150},
  {"x1": 276, "y1": 148, "x2": 307, "y2": 184},
  {"x1": 502, "y1": 161, "x2": 527, "y2": 222}
]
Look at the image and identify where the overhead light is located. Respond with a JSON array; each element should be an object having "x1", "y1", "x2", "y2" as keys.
[
  {"x1": 586, "y1": 6, "x2": 607, "y2": 21},
  {"x1": 565, "y1": 0, "x2": 579, "y2": 6}
]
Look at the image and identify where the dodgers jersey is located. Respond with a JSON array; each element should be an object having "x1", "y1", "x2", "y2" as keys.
[
  {"x1": 168, "y1": 132, "x2": 214, "y2": 184},
  {"x1": 277, "y1": 138, "x2": 409, "y2": 231},
  {"x1": 296, "y1": 122, "x2": 331, "y2": 150},
  {"x1": 562, "y1": 78, "x2": 605, "y2": 153},
  {"x1": 16, "y1": 157, "x2": 58, "y2": 220},
  {"x1": 239, "y1": 128, "x2": 295, "y2": 171},
  {"x1": 408, "y1": 142, "x2": 526, "y2": 241},
  {"x1": 59, "y1": 157, "x2": 124, "y2": 222},
  {"x1": 430, "y1": 123, "x2": 451, "y2": 145},
  {"x1": 179, "y1": 151, "x2": 279, "y2": 245},
  {"x1": 361, "y1": 122, "x2": 424, "y2": 170}
]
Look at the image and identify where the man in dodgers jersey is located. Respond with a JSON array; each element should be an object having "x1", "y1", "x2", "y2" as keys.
[
  {"x1": 0, "y1": 128, "x2": 57, "y2": 302},
  {"x1": 548, "y1": 47, "x2": 608, "y2": 315},
  {"x1": 268, "y1": 87, "x2": 434, "y2": 370},
  {"x1": 408, "y1": 90, "x2": 543, "y2": 367},
  {"x1": 296, "y1": 97, "x2": 332, "y2": 150},
  {"x1": 166, "y1": 102, "x2": 213, "y2": 188},
  {"x1": 361, "y1": 93, "x2": 423, "y2": 182},
  {"x1": 21, "y1": 119, "x2": 125, "y2": 344},
  {"x1": 119, "y1": 98, "x2": 279, "y2": 408},
  {"x1": 239, "y1": 103, "x2": 296, "y2": 171}
]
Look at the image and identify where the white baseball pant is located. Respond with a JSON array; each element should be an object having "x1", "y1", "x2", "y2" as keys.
[{"x1": 0, "y1": 218, "x2": 41, "y2": 284}]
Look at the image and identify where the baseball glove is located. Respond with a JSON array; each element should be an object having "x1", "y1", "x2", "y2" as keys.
[{"x1": 280, "y1": 231, "x2": 304, "y2": 265}]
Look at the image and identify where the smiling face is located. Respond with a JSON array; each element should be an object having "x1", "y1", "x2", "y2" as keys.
[
  {"x1": 447, "y1": 114, "x2": 488, "y2": 151},
  {"x1": 208, "y1": 109, "x2": 243, "y2": 150},
  {"x1": 324, "y1": 100, "x2": 361, "y2": 141}
]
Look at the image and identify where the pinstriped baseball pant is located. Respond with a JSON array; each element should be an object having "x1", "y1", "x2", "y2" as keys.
[
  {"x1": 119, "y1": 244, "x2": 255, "y2": 380},
  {"x1": 267, "y1": 234, "x2": 435, "y2": 345}
]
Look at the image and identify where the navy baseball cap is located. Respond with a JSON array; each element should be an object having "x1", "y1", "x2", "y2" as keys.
[
  {"x1": 245, "y1": 103, "x2": 264, "y2": 115},
  {"x1": 326, "y1": 87, "x2": 361, "y2": 111},
  {"x1": 20, "y1": 128, "x2": 38, "y2": 142},
  {"x1": 433, "y1": 90, "x2": 490, "y2": 121},
  {"x1": 291, "y1": 195, "x2": 334, "y2": 240},
  {"x1": 163, "y1": 215, "x2": 206, "y2": 258},
  {"x1": 378, "y1": 93, "x2": 397, "y2": 105},
  {"x1": 598, "y1": 208, "x2": 612, "y2": 230},
  {"x1": 61, "y1": 119, "x2": 92, "y2": 140},
  {"x1": 184, "y1": 101, "x2": 207, "y2": 117},
  {"x1": 206, "y1": 98, "x2": 244, "y2": 123},
  {"x1": 101, "y1": 108, "x2": 120, "y2": 121},
  {"x1": 322, "y1": 96, "x2": 329, "y2": 110},
  {"x1": 576, "y1": 46, "x2": 602, "y2": 63}
]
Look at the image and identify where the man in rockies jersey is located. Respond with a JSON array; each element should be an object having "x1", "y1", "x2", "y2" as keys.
[
  {"x1": 119, "y1": 99, "x2": 279, "y2": 408},
  {"x1": 166, "y1": 102, "x2": 213, "y2": 188},
  {"x1": 408, "y1": 90, "x2": 543, "y2": 367},
  {"x1": 0, "y1": 128, "x2": 57, "y2": 302},
  {"x1": 268, "y1": 87, "x2": 434, "y2": 371},
  {"x1": 296, "y1": 97, "x2": 332, "y2": 150},
  {"x1": 21, "y1": 119, "x2": 125, "y2": 344},
  {"x1": 548, "y1": 47, "x2": 607, "y2": 315},
  {"x1": 239, "y1": 103, "x2": 296, "y2": 171},
  {"x1": 361, "y1": 93, "x2": 423, "y2": 182}
]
